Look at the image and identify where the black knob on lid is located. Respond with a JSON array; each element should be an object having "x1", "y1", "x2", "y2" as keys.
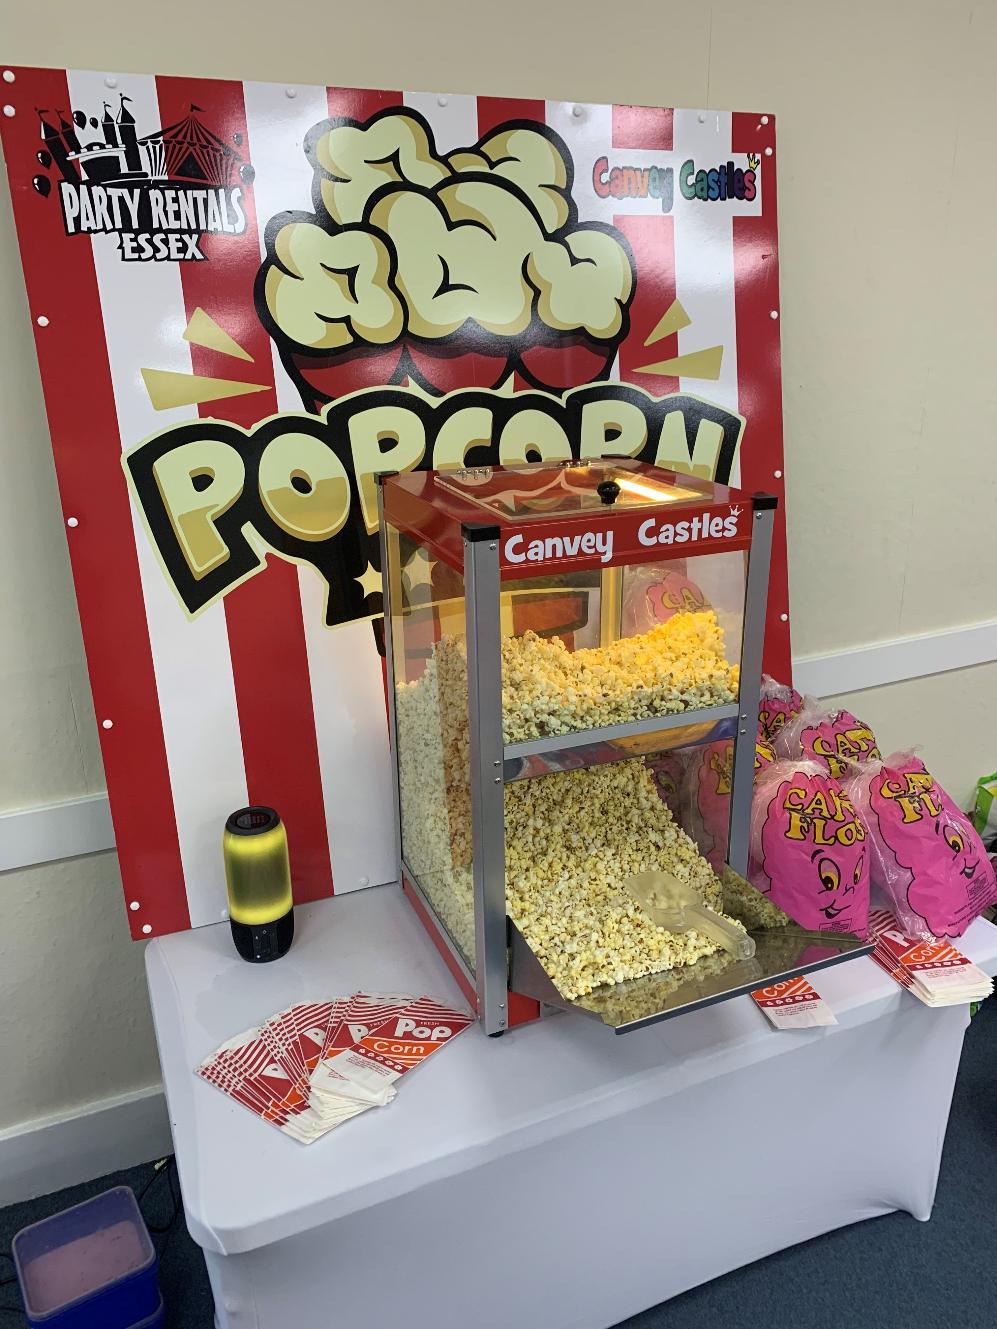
[{"x1": 597, "y1": 479, "x2": 621, "y2": 505}]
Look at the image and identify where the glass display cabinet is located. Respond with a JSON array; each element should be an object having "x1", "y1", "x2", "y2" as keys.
[{"x1": 379, "y1": 461, "x2": 870, "y2": 1035}]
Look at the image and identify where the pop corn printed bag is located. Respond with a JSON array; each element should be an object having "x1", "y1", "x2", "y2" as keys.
[
  {"x1": 845, "y1": 753, "x2": 997, "y2": 940},
  {"x1": 758, "y1": 675, "x2": 804, "y2": 746},
  {"x1": 776, "y1": 698, "x2": 881, "y2": 778},
  {"x1": 750, "y1": 759, "x2": 870, "y2": 935},
  {"x1": 689, "y1": 737, "x2": 777, "y2": 872}
]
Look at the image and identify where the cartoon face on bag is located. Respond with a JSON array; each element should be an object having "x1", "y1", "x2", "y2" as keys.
[
  {"x1": 760, "y1": 775, "x2": 868, "y2": 930},
  {"x1": 871, "y1": 762, "x2": 983, "y2": 934},
  {"x1": 801, "y1": 711, "x2": 881, "y2": 778}
]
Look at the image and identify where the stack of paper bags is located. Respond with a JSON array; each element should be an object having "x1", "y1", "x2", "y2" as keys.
[
  {"x1": 868, "y1": 909, "x2": 993, "y2": 1007},
  {"x1": 197, "y1": 992, "x2": 472, "y2": 1144}
]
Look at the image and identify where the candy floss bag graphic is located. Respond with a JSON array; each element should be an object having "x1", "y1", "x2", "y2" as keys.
[
  {"x1": 757, "y1": 674, "x2": 803, "y2": 746},
  {"x1": 750, "y1": 759, "x2": 870, "y2": 934},
  {"x1": 845, "y1": 752, "x2": 997, "y2": 940},
  {"x1": 688, "y1": 738, "x2": 775, "y2": 871},
  {"x1": 775, "y1": 698, "x2": 881, "y2": 778}
]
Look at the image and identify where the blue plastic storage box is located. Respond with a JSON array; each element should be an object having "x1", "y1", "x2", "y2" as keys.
[{"x1": 12, "y1": 1185, "x2": 160, "y2": 1329}]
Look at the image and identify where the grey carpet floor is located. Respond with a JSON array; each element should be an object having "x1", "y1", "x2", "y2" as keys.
[{"x1": 2, "y1": 998, "x2": 995, "y2": 1328}]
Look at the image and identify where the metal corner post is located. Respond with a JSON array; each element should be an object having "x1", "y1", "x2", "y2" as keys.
[
  {"x1": 376, "y1": 482, "x2": 403, "y2": 881},
  {"x1": 727, "y1": 502, "x2": 775, "y2": 874},
  {"x1": 464, "y1": 529, "x2": 508, "y2": 1035}
]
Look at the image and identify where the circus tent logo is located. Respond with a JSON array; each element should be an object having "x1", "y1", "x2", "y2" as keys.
[{"x1": 32, "y1": 94, "x2": 255, "y2": 261}]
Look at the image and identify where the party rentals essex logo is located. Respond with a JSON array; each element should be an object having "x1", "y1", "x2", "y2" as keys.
[{"x1": 31, "y1": 94, "x2": 254, "y2": 261}]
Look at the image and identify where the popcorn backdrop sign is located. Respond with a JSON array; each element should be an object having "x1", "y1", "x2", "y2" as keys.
[{"x1": 0, "y1": 71, "x2": 787, "y2": 938}]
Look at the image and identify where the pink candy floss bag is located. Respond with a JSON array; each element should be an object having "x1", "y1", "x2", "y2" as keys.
[
  {"x1": 750, "y1": 759, "x2": 870, "y2": 935},
  {"x1": 845, "y1": 753, "x2": 997, "y2": 939}
]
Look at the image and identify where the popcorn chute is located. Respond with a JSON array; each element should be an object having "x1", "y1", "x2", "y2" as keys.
[{"x1": 379, "y1": 460, "x2": 870, "y2": 1035}]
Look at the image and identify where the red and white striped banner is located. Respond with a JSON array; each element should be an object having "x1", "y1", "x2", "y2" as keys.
[{"x1": 0, "y1": 70, "x2": 786, "y2": 938}]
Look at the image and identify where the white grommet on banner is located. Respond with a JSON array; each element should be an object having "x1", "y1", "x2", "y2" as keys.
[
  {"x1": 780, "y1": 613, "x2": 789, "y2": 622},
  {"x1": 572, "y1": 105, "x2": 583, "y2": 118},
  {"x1": 760, "y1": 115, "x2": 769, "y2": 125},
  {"x1": 102, "y1": 719, "x2": 113, "y2": 730},
  {"x1": 765, "y1": 147, "x2": 773, "y2": 156},
  {"x1": 770, "y1": 310, "x2": 779, "y2": 320},
  {"x1": 66, "y1": 517, "x2": 78, "y2": 528},
  {"x1": 37, "y1": 315, "x2": 49, "y2": 327},
  {"x1": 130, "y1": 901, "x2": 140, "y2": 911},
  {"x1": 774, "y1": 469, "x2": 782, "y2": 479},
  {"x1": 437, "y1": 96, "x2": 448, "y2": 107},
  {"x1": 142, "y1": 924, "x2": 152, "y2": 935},
  {"x1": 3, "y1": 106, "x2": 15, "y2": 118},
  {"x1": 2, "y1": 71, "x2": 14, "y2": 84},
  {"x1": 285, "y1": 87, "x2": 297, "y2": 99}
]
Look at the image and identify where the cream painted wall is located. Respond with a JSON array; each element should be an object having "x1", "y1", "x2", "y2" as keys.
[{"x1": 0, "y1": 0, "x2": 994, "y2": 1140}]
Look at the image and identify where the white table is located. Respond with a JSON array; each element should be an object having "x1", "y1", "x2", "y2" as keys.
[{"x1": 146, "y1": 886, "x2": 997, "y2": 1329}]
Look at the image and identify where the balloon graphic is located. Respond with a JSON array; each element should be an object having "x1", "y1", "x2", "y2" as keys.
[
  {"x1": 89, "y1": 116, "x2": 99, "y2": 129},
  {"x1": 36, "y1": 150, "x2": 52, "y2": 168},
  {"x1": 32, "y1": 175, "x2": 51, "y2": 198},
  {"x1": 73, "y1": 110, "x2": 87, "y2": 130}
]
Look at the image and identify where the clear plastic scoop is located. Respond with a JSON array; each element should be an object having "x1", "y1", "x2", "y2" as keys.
[{"x1": 624, "y1": 869, "x2": 757, "y2": 961}]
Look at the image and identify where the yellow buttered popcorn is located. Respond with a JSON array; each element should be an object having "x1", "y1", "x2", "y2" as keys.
[{"x1": 502, "y1": 611, "x2": 739, "y2": 744}]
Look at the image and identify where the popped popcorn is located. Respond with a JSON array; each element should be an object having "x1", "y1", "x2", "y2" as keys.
[
  {"x1": 502, "y1": 611, "x2": 739, "y2": 744},
  {"x1": 505, "y1": 760, "x2": 742, "y2": 999},
  {"x1": 396, "y1": 642, "x2": 477, "y2": 963},
  {"x1": 394, "y1": 622, "x2": 745, "y2": 1000}
]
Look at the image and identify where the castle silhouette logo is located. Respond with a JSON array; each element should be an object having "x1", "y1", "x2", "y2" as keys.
[{"x1": 32, "y1": 94, "x2": 256, "y2": 261}]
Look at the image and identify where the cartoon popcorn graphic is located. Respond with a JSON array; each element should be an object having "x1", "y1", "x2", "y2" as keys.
[{"x1": 257, "y1": 108, "x2": 636, "y2": 410}]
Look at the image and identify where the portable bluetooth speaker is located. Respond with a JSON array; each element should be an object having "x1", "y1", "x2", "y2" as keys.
[{"x1": 223, "y1": 807, "x2": 294, "y2": 963}]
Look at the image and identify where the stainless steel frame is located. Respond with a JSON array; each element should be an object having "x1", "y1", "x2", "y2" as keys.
[
  {"x1": 376, "y1": 482, "x2": 404, "y2": 888},
  {"x1": 508, "y1": 916, "x2": 872, "y2": 1033},
  {"x1": 463, "y1": 530, "x2": 509, "y2": 1035},
  {"x1": 727, "y1": 503, "x2": 775, "y2": 874},
  {"x1": 505, "y1": 703, "x2": 740, "y2": 764}
]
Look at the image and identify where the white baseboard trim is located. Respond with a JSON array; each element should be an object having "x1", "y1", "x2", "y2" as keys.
[
  {"x1": 2, "y1": 618, "x2": 995, "y2": 875},
  {"x1": 0, "y1": 1084, "x2": 172, "y2": 1207},
  {"x1": 794, "y1": 615, "x2": 997, "y2": 699}
]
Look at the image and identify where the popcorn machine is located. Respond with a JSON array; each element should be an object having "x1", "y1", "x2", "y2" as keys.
[{"x1": 379, "y1": 460, "x2": 869, "y2": 1036}]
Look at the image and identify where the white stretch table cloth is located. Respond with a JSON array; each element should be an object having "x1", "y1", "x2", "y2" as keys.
[{"x1": 146, "y1": 887, "x2": 997, "y2": 1329}]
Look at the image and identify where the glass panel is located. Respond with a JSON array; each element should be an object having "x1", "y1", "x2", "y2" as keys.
[
  {"x1": 389, "y1": 521, "x2": 475, "y2": 966},
  {"x1": 499, "y1": 549, "x2": 747, "y2": 747}
]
